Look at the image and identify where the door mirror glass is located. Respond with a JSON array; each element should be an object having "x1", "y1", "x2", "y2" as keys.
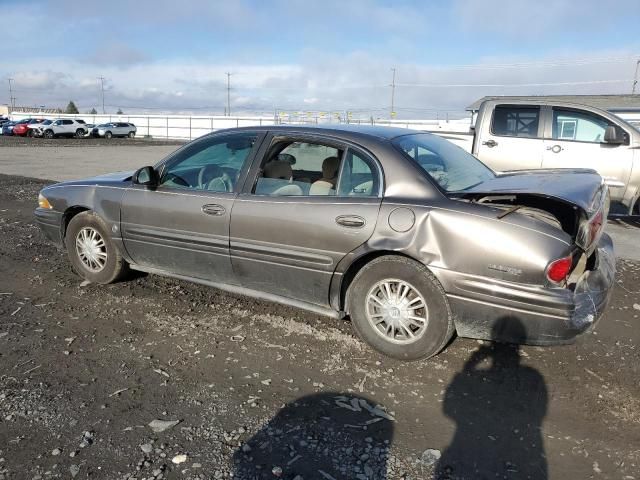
[
  {"x1": 133, "y1": 166, "x2": 158, "y2": 186},
  {"x1": 604, "y1": 125, "x2": 624, "y2": 144}
]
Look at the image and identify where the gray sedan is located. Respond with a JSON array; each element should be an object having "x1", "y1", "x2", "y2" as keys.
[{"x1": 35, "y1": 125, "x2": 615, "y2": 360}]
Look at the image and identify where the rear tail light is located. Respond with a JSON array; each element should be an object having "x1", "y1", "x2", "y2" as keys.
[{"x1": 546, "y1": 256, "x2": 573, "y2": 284}]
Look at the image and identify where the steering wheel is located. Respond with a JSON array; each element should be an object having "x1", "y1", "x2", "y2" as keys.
[{"x1": 197, "y1": 165, "x2": 233, "y2": 192}]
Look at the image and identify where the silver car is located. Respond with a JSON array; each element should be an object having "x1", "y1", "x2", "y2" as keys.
[
  {"x1": 34, "y1": 125, "x2": 615, "y2": 360},
  {"x1": 91, "y1": 122, "x2": 137, "y2": 139}
]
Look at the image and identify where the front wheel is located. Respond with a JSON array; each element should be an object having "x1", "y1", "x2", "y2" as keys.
[
  {"x1": 128, "y1": 131, "x2": 135, "y2": 138},
  {"x1": 104, "y1": 131, "x2": 112, "y2": 139},
  {"x1": 44, "y1": 130, "x2": 54, "y2": 139},
  {"x1": 65, "y1": 211, "x2": 128, "y2": 284},
  {"x1": 348, "y1": 256, "x2": 454, "y2": 361}
]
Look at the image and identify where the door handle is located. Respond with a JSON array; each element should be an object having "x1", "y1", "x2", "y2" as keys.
[
  {"x1": 201, "y1": 204, "x2": 226, "y2": 216},
  {"x1": 546, "y1": 145, "x2": 563, "y2": 153},
  {"x1": 336, "y1": 215, "x2": 366, "y2": 228},
  {"x1": 482, "y1": 139, "x2": 498, "y2": 148}
]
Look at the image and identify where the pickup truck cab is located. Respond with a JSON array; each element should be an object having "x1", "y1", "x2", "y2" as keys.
[{"x1": 448, "y1": 100, "x2": 640, "y2": 215}]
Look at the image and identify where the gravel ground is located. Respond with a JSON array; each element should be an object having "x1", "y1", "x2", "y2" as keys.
[{"x1": 0, "y1": 173, "x2": 639, "y2": 480}]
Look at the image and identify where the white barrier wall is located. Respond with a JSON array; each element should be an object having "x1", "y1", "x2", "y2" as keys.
[{"x1": 9, "y1": 111, "x2": 473, "y2": 140}]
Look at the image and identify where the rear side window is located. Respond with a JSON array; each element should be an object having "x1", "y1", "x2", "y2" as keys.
[
  {"x1": 62, "y1": 120, "x2": 73, "y2": 125},
  {"x1": 337, "y1": 149, "x2": 378, "y2": 197},
  {"x1": 491, "y1": 105, "x2": 540, "y2": 138}
]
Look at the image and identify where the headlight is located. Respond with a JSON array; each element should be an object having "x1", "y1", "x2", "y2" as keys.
[{"x1": 38, "y1": 193, "x2": 53, "y2": 209}]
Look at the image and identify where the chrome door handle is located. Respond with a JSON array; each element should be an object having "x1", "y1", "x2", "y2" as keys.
[
  {"x1": 202, "y1": 204, "x2": 226, "y2": 216},
  {"x1": 482, "y1": 139, "x2": 498, "y2": 148},
  {"x1": 546, "y1": 145, "x2": 563, "y2": 153},
  {"x1": 336, "y1": 215, "x2": 365, "y2": 228}
]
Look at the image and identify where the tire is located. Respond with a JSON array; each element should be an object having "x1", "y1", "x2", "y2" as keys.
[
  {"x1": 27, "y1": 129, "x2": 34, "y2": 137},
  {"x1": 104, "y1": 131, "x2": 112, "y2": 139},
  {"x1": 65, "y1": 211, "x2": 128, "y2": 284},
  {"x1": 128, "y1": 131, "x2": 135, "y2": 138},
  {"x1": 75, "y1": 128, "x2": 85, "y2": 138},
  {"x1": 347, "y1": 255, "x2": 454, "y2": 361},
  {"x1": 44, "y1": 129, "x2": 54, "y2": 139}
]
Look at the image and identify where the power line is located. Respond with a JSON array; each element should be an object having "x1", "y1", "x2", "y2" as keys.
[
  {"x1": 427, "y1": 55, "x2": 640, "y2": 70},
  {"x1": 98, "y1": 76, "x2": 105, "y2": 114},
  {"x1": 396, "y1": 79, "x2": 631, "y2": 88}
]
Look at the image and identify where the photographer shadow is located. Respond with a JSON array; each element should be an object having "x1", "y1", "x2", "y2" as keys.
[{"x1": 435, "y1": 318, "x2": 548, "y2": 479}]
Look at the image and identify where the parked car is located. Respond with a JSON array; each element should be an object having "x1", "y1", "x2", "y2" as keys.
[
  {"x1": 25, "y1": 118, "x2": 49, "y2": 137},
  {"x1": 91, "y1": 122, "x2": 136, "y2": 138},
  {"x1": 40, "y1": 119, "x2": 88, "y2": 138},
  {"x1": 2, "y1": 121, "x2": 17, "y2": 135},
  {"x1": 439, "y1": 100, "x2": 640, "y2": 215},
  {"x1": 35, "y1": 125, "x2": 615, "y2": 360},
  {"x1": 30, "y1": 119, "x2": 53, "y2": 137},
  {"x1": 11, "y1": 118, "x2": 42, "y2": 136}
]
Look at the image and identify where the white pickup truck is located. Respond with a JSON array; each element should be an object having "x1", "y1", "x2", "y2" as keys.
[{"x1": 439, "y1": 99, "x2": 640, "y2": 215}]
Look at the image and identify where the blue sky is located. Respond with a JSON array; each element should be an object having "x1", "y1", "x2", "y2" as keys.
[{"x1": 1, "y1": 0, "x2": 639, "y2": 118}]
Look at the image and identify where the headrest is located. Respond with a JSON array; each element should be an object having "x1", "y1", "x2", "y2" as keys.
[
  {"x1": 263, "y1": 160, "x2": 293, "y2": 179},
  {"x1": 322, "y1": 156, "x2": 340, "y2": 180}
]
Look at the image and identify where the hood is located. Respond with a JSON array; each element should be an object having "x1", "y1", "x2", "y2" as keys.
[
  {"x1": 47, "y1": 171, "x2": 134, "y2": 189},
  {"x1": 463, "y1": 169, "x2": 603, "y2": 213}
]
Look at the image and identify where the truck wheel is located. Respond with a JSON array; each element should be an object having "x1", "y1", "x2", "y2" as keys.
[
  {"x1": 65, "y1": 211, "x2": 128, "y2": 284},
  {"x1": 75, "y1": 128, "x2": 85, "y2": 138},
  {"x1": 347, "y1": 255, "x2": 454, "y2": 361},
  {"x1": 104, "y1": 131, "x2": 112, "y2": 139},
  {"x1": 44, "y1": 129, "x2": 54, "y2": 139},
  {"x1": 128, "y1": 131, "x2": 135, "y2": 138}
]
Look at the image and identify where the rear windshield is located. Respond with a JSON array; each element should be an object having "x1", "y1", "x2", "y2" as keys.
[{"x1": 392, "y1": 133, "x2": 495, "y2": 192}]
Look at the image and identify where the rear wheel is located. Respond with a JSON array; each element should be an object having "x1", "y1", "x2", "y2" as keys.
[
  {"x1": 43, "y1": 129, "x2": 54, "y2": 139},
  {"x1": 104, "y1": 131, "x2": 112, "y2": 139},
  {"x1": 27, "y1": 129, "x2": 34, "y2": 137},
  {"x1": 75, "y1": 128, "x2": 85, "y2": 138},
  {"x1": 347, "y1": 256, "x2": 454, "y2": 361},
  {"x1": 65, "y1": 211, "x2": 128, "y2": 284},
  {"x1": 128, "y1": 131, "x2": 135, "y2": 138}
]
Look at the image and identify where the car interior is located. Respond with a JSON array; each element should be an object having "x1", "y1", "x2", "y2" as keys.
[{"x1": 254, "y1": 140, "x2": 377, "y2": 197}]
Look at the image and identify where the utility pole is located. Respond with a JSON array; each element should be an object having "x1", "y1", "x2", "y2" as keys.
[
  {"x1": 389, "y1": 68, "x2": 396, "y2": 119},
  {"x1": 98, "y1": 76, "x2": 105, "y2": 113},
  {"x1": 225, "y1": 72, "x2": 232, "y2": 116},
  {"x1": 8, "y1": 78, "x2": 15, "y2": 111},
  {"x1": 633, "y1": 59, "x2": 640, "y2": 95}
]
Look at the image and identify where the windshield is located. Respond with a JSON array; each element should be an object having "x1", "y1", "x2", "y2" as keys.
[{"x1": 393, "y1": 133, "x2": 495, "y2": 192}]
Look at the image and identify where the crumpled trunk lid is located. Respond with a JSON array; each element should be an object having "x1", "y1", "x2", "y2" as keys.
[{"x1": 460, "y1": 169, "x2": 609, "y2": 253}]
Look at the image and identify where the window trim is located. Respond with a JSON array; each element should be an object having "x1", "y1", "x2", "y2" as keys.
[
  {"x1": 489, "y1": 104, "x2": 543, "y2": 139},
  {"x1": 153, "y1": 130, "x2": 265, "y2": 194},
  {"x1": 241, "y1": 133, "x2": 384, "y2": 199}
]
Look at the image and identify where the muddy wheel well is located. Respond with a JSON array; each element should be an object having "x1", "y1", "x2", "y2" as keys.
[
  {"x1": 339, "y1": 250, "x2": 417, "y2": 313},
  {"x1": 62, "y1": 206, "x2": 91, "y2": 239}
]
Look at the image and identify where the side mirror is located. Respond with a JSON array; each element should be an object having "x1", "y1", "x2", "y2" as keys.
[
  {"x1": 133, "y1": 166, "x2": 159, "y2": 187},
  {"x1": 604, "y1": 125, "x2": 624, "y2": 144}
]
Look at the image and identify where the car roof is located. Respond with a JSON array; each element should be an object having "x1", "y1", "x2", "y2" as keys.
[{"x1": 214, "y1": 123, "x2": 424, "y2": 142}]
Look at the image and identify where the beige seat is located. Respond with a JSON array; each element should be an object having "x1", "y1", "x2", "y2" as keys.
[
  {"x1": 256, "y1": 160, "x2": 303, "y2": 196},
  {"x1": 309, "y1": 156, "x2": 340, "y2": 195}
]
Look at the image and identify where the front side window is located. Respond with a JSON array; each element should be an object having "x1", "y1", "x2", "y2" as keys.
[
  {"x1": 393, "y1": 133, "x2": 495, "y2": 192},
  {"x1": 552, "y1": 108, "x2": 615, "y2": 143},
  {"x1": 160, "y1": 133, "x2": 258, "y2": 192},
  {"x1": 491, "y1": 105, "x2": 540, "y2": 138}
]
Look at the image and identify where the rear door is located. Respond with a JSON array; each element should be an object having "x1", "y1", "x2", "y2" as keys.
[
  {"x1": 230, "y1": 133, "x2": 383, "y2": 306},
  {"x1": 476, "y1": 104, "x2": 544, "y2": 172},
  {"x1": 120, "y1": 131, "x2": 263, "y2": 282},
  {"x1": 542, "y1": 106, "x2": 633, "y2": 202}
]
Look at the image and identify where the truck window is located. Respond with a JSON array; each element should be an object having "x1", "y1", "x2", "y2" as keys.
[
  {"x1": 552, "y1": 108, "x2": 614, "y2": 143},
  {"x1": 491, "y1": 105, "x2": 540, "y2": 138}
]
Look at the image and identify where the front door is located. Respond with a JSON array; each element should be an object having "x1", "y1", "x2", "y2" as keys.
[
  {"x1": 120, "y1": 131, "x2": 262, "y2": 282},
  {"x1": 476, "y1": 104, "x2": 544, "y2": 172},
  {"x1": 230, "y1": 135, "x2": 383, "y2": 306},
  {"x1": 542, "y1": 107, "x2": 633, "y2": 203}
]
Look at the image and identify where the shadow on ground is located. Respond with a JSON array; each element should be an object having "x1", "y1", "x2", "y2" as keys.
[
  {"x1": 233, "y1": 392, "x2": 394, "y2": 479},
  {"x1": 434, "y1": 318, "x2": 548, "y2": 479}
]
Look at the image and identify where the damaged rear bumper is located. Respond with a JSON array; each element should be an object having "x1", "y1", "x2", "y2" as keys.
[{"x1": 442, "y1": 233, "x2": 616, "y2": 345}]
